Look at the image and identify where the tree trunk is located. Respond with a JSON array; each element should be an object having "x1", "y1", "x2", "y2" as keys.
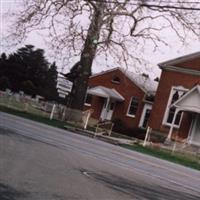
[{"x1": 69, "y1": 3, "x2": 105, "y2": 110}]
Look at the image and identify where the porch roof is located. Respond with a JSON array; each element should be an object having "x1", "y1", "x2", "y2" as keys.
[
  {"x1": 87, "y1": 86, "x2": 125, "y2": 101},
  {"x1": 173, "y1": 85, "x2": 200, "y2": 113}
]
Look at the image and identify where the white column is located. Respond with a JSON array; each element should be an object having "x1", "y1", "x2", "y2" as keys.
[
  {"x1": 187, "y1": 113, "x2": 196, "y2": 144},
  {"x1": 84, "y1": 110, "x2": 91, "y2": 130},
  {"x1": 50, "y1": 104, "x2": 56, "y2": 120},
  {"x1": 143, "y1": 126, "x2": 152, "y2": 147},
  {"x1": 166, "y1": 109, "x2": 180, "y2": 141},
  {"x1": 103, "y1": 98, "x2": 110, "y2": 120}
]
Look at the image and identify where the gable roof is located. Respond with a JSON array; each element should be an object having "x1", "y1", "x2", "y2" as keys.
[
  {"x1": 158, "y1": 52, "x2": 200, "y2": 68},
  {"x1": 90, "y1": 67, "x2": 158, "y2": 95},
  {"x1": 173, "y1": 84, "x2": 200, "y2": 113},
  {"x1": 158, "y1": 52, "x2": 200, "y2": 75},
  {"x1": 87, "y1": 86, "x2": 125, "y2": 101}
]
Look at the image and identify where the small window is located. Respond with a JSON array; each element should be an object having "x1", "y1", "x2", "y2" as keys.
[
  {"x1": 111, "y1": 76, "x2": 120, "y2": 84},
  {"x1": 85, "y1": 94, "x2": 92, "y2": 106},
  {"x1": 127, "y1": 96, "x2": 139, "y2": 117}
]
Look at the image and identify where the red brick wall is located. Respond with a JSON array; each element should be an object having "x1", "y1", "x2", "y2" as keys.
[
  {"x1": 149, "y1": 69, "x2": 200, "y2": 137},
  {"x1": 85, "y1": 96, "x2": 105, "y2": 119},
  {"x1": 84, "y1": 69, "x2": 145, "y2": 129}
]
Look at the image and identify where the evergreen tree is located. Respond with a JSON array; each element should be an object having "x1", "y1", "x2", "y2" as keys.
[
  {"x1": 0, "y1": 46, "x2": 58, "y2": 100},
  {"x1": 0, "y1": 76, "x2": 11, "y2": 91}
]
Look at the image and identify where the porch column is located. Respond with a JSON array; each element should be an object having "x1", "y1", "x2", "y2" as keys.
[
  {"x1": 187, "y1": 113, "x2": 196, "y2": 144},
  {"x1": 103, "y1": 97, "x2": 110, "y2": 120},
  {"x1": 166, "y1": 109, "x2": 180, "y2": 141}
]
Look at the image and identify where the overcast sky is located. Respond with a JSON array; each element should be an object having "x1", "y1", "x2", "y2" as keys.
[{"x1": 1, "y1": 0, "x2": 200, "y2": 78}]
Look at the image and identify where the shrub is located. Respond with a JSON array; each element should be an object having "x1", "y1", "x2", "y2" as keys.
[{"x1": 112, "y1": 118, "x2": 146, "y2": 139}]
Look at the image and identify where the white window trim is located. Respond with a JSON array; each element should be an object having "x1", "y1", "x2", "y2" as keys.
[
  {"x1": 84, "y1": 91, "x2": 92, "y2": 107},
  {"x1": 126, "y1": 113, "x2": 136, "y2": 118},
  {"x1": 162, "y1": 86, "x2": 188, "y2": 128},
  {"x1": 139, "y1": 104, "x2": 152, "y2": 128},
  {"x1": 126, "y1": 96, "x2": 138, "y2": 118},
  {"x1": 84, "y1": 103, "x2": 91, "y2": 106}
]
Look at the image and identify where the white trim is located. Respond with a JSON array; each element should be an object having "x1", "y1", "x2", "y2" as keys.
[
  {"x1": 126, "y1": 96, "x2": 139, "y2": 118},
  {"x1": 188, "y1": 115, "x2": 196, "y2": 145},
  {"x1": 159, "y1": 66, "x2": 200, "y2": 76},
  {"x1": 84, "y1": 92, "x2": 92, "y2": 106},
  {"x1": 100, "y1": 98, "x2": 115, "y2": 121},
  {"x1": 162, "y1": 86, "x2": 188, "y2": 128},
  {"x1": 84, "y1": 103, "x2": 91, "y2": 107},
  {"x1": 172, "y1": 85, "x2": 200, "y2": 108},
  {"x1": 166, "y1": 108, "x2": 180, "y2": 141},
  {"x1": 189, "y1": 114, "x2": 200, "y2": 146},
  {"x1": 158, "y1": 51, "x2": 200, "y2": 67},
  {"x1": 87, "y1": 86, "x2": 125, "y2": 101},
  {"x1": 189, "y1": 115, "x2": 197, "y2": 144},
  {"x1": 126, "y1": 114, "x2": 136, "y2": 118}
]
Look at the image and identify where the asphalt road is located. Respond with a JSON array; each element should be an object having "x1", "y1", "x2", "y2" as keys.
[{"x1": 0, "y1": 112, "x2": 200, "y2": 200}]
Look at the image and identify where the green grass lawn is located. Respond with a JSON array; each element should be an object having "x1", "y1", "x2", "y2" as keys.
[
  {"x1": 0, "y1": 105, "x2": 68, "y2": 129},
  {"x1": 1, "y1": 105, "x2": 200, "y2": 171},
  {"x1": 121, "y1": 144, "x2": 200, "y2": 170}
]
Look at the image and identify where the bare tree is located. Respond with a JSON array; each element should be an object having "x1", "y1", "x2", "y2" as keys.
[{"x1": 8, "y1": 0, "x2": 200, "y2": 110}]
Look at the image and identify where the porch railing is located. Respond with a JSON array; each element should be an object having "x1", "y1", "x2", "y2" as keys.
[{"x1": 95, "y1": 121, "x2": 114, "y2": 137}]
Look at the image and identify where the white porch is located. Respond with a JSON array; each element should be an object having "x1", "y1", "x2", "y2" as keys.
[
  {"x1": 87, "y1": 86, "x2": 124, "y2": 121},
  {"x1": 167, "y1": 85, "x2": 200, "y2": 146}
]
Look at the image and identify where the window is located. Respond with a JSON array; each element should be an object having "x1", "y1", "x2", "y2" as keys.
[
  {"x1": 142, "y1": 109, "x2": 151, "y2": 128},
  {"x1": 167, "y1": 91, "x2": 182, "y2": 125},
  {"x1": 111, "y1": 76, "x2": 120, "y2": 84},
  {"x1": 163, "y1": 86, "x2": 188, "y2": 127},
  {"x1": 127, "y1": 96, "x2": 139, "y2": 117},
  {"x1": 85, "y1": 94, "x2": 92, "y2": 106}
]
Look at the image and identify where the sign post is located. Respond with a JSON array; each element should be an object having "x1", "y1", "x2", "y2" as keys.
[{"x1": 56, "y1": 75, "x2": 73, "y2": 99}]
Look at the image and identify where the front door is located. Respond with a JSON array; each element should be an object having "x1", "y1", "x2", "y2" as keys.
[
  {"x1": 190, "y1": 114, "x2": 200, "y2": 146},
  {"x1": 100, "y1": 99, "x2": 115, "y2": 121}
]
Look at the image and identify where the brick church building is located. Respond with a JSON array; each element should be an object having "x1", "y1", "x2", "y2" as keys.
[{"x1": 149, "y1": 52, "x2": 200, "y2": 145}]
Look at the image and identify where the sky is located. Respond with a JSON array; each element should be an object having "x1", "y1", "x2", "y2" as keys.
[{"x1": 1, "y1": 0, "x2": 200, "y2": 78}]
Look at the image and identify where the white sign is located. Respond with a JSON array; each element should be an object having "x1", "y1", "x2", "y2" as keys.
[
  {"x1": 57, "y1": 77, "x2": 72, "y2": 93},
  {"x1": 57, "y1": 75, "x2": 73, "y2": 98},
  {"x1": 57, "y1": 88, "x2": 68, "y2": 95},
  {"x1": 58, "y1": 93, "x2": 67, "y2": 98}
]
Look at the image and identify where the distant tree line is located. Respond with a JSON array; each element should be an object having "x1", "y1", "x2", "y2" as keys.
[{"x1": 0, "y1": 45, "x2": 58, "y2": 101}]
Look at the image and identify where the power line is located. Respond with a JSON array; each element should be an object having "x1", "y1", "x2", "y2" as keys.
[
  {"x1": 102, "y1": 0, "x2": 200, "y2": 4},
  {"x1": 90, "y1": 0, "x2": 200, "y2": 11}
]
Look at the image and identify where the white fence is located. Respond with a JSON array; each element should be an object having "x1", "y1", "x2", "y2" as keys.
[{"x1": 0, "y1": 90, "x2": 92, "y2": 129}]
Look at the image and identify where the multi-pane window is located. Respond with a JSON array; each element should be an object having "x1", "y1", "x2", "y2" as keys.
[
  {"x1": 127, "y1": 96, "x2": 139, "y2": 116},
  {"x1": 164, "y1": 87, "x2": 187, "y2": 126}
]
